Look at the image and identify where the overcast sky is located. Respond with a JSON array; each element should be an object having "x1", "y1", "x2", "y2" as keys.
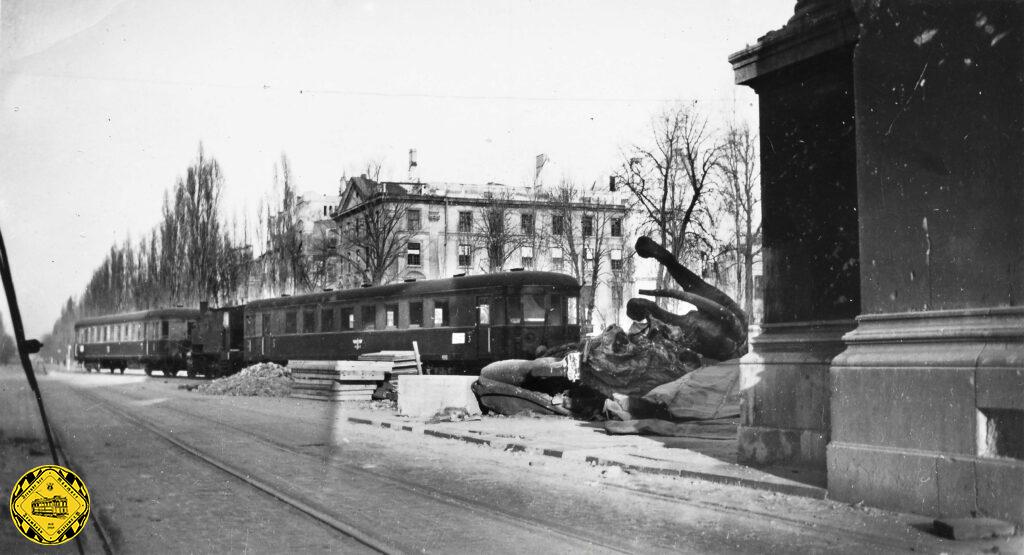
[{"x1": 0, "y1": 0, "x2": 794, "y2": 338}]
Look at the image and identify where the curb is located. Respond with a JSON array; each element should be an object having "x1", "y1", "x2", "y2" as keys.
[{"x1": 347, "y1": 416, "x2": 826, "y2": 500}]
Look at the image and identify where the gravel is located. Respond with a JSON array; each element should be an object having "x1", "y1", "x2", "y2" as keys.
[{"x1": 197, "y1": 363, "x2": 292, "y2": 397}]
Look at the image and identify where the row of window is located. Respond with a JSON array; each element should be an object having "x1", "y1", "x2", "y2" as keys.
[
  {"x1": 407, "y1": 209, "x2": 623, "y2": 237},
  {"x1": 76, "y1": 319, "x2": 183, "y2": 344},
  {"x1": 404, "y1": 243, "x2": 625, "y2": 269},
  {"x1": 249, "y1": 294, "x2": 576, "y2": 336}
]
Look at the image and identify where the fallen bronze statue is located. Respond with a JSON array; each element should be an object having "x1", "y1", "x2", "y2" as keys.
[{"x1": 471, "y1": 237, "x2": 748, "y2": 437}]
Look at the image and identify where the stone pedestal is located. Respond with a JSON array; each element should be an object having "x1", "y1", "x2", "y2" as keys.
[
  {"x1": 729, "y1": 2, "x2": 860, "y2": 469},
  {"x1": 829, "y1": 1, "x2": 1024, "y2": 525},
  {"x1": 739, "y1": 320, "x2": 853, "y2": 467},
  {"x1": 831, "y1": 309, "x2": 1024, "y2": 523}
]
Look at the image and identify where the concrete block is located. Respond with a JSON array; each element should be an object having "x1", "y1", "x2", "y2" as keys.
[
  {"x1": 397, "y1": 375, "x2": 481, "y2": 419},
  {"x1": 831, "y1": 367, "x2": 976, "y2": 454},
  {"x1": 977, "y1": 367, "x2": 1024, "y2": 410},
  {"x1": 976, "y1": 459, "x2": 1024, "y2": 527},
  {"x1": 933, "y1": 517, "x2": 1016, "y2": 540},
  {"x1": 743, "y1": 363, "x2": 830, "y2": 431},
  {"x1": 738, "y1": 426, "x2": 827, "y2": 468},
  {"x1": 827, "y1": 442, "x2": 939, "y2": 516},
  {"x1": 936, "y1": 456, "x2": 977, "y2": 517}
]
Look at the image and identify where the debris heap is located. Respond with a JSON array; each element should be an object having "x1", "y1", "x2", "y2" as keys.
[
  {"x1": 472, "y1": 236, "x2": 747, "y2": 435},
  {"x1": 197, "y1": 362, "x2": 292, "y2": 397}
]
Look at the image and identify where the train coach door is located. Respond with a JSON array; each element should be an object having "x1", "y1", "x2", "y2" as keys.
[{"x1": 476, "y1": 296, "x2": 491, "y2": 357}]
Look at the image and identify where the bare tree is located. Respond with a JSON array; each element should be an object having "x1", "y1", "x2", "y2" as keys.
[
  {"x1": 545, "y1": 180, "x2": 615, "y2": 330},
  {"x1": 338, "y1": 185, "x2": 414, "y2": 286},
  {"x1": 607, "y1": 239, "x2": 637, "y2": 328},
  {"x1": 473, "y1": 191, "x2": 527, "y2": 272},
  {"x1": 264, "y1": 154, "x2": 306, "y2": 295},
  {"x1": 717, "y1": 120, "x2": 762, "y2": 317},
  {"x1": 303, "y1": 223, "x2": 341, "y2": 291},
  {"x1": 617, "y1": 103, "x2": 724, "y2": 300}
]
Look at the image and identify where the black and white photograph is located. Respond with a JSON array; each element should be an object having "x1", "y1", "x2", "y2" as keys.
[{"x1": 1, "y1": 0, "x2": 1021, "y2": 552}]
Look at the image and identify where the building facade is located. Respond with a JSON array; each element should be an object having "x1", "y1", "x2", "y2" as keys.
[{"x1": 333, "y1": 176, "x2": 657, "y2": 333}]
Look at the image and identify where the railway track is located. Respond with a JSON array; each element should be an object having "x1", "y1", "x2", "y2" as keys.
[
  {"x1": 67, "y1": 385, "x2": 634, "y2": 554},
  {"x1": 69, "y1": 386, "x2": 399, "y2": 554},
  {"x1": 147, "y1": 396, "x2": 924, "y2": 554}
]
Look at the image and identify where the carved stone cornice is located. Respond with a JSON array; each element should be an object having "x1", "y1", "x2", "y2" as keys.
[{"x1": 729, "y1": 0, "x2": 858, "y2": 86}]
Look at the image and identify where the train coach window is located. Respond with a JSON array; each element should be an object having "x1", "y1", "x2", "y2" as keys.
[
  {"x1": 285, "y1": 311, "x2": 297, "y2": 334},
  {"x1": 303, "y1": 309, "x2": 316, "y2": 333},
  {"x1": 409, "y1": 302, "x2": 423, "y2": 328},
  {"x1": 161, "y1": 320, "x2": 169, "y2": 338},
  {"x1": 549, "y1": 295, "x2": 565, "y2": 327},
  {"x1": 507, "y1": 298, "x2": 522, "y2": 324},
  {"x1": 262, "y1": 313, "x2": 271, "y2": 335},
  {"x1": 385, "y1": 304, "x2": 398, "y2": 328},
  {"x1": 523, "y1": 294, "x2": 546, "y2": 323},
  {"x1": 361, "y1": 306, "x2": 376, "y2": 330},
  {"x1": 340, "y1": 307, "x2": 354, "y2": 330},
  {"x1": 321, "y1": 308, "x2": 335, "y2": 332},
  {"x1": 433, "y1": 300, "x2": 449, "y2": 326}
]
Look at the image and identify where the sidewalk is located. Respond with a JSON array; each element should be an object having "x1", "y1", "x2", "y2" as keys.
[{"x1": 345, "y1": 409, "x2": 828, "y2": 499}]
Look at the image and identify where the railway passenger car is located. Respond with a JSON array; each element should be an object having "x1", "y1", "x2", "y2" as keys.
[
  {"x1": 243, "y1": 271, "x2": 581, "y2": 373},
  {"x1": 187, "y1": 303, "x2": 245, "y2": 378},
  {"x1": 73, "y1": 308, "x2": 200, "y2": 376}
]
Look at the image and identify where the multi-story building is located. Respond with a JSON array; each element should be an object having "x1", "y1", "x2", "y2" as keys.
[{"x1": 333, "y1": 176, "x2": 657, "y2": 332}]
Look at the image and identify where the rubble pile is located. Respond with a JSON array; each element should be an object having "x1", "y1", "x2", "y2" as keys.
[
  {"x1": 471, "y1": 237, "x2": 747, "y2": 436},
  {"x1": 197, "y1": 362, "x2": 292, "y2": 397}
]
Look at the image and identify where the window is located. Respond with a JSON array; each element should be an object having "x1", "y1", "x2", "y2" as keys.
[
  {"x1": 548, "y1": 248, "x2": 565, "y2": 272},
  {"x1": 285, "y1": 311, "x2": 297, "y2": 334},
  {"x1": 487, "y1": 210, "x2": 504, "y2": 234},
  {"x1": 611, "y1": 218, "x2": 622, "y2": 237},
  {"x1": 361, "y1": 306, "x2": 376, "y2": 330},
  {"x1": 458, "y1": 211, "x2": 473, "y2": 233},
  {"x1": 321, "y1": 308, "x2": 335, "y2": 331},
  {"x1": 523, "y1": 294, "x2": 546, "y2": 323},
  {"x1": 551, "y1": 215, "x2": 564, "y2": 235},
  {"x1": 582, "y1": 215, "x2": 594, "y2": 237},
  {"x1": 458, "y1": 244, "x2": 472, "y2": 267},
  {"x1": 611, "y1": 249, "x2": 623, "y2": 270},
  {"x1": 409, "y1": 301, "x2": 423, "y2": 327},
  {"x1": 584, "y1": 247, "x2": 593, "y2": 260},
  {"x1": 385, "y1": 304, "x2": 398, "y2": 328},
  {"x1": 261, "y1": 313, "x2": 271, "y2": 335},
  {"x1": 407, "y1": 242, "x2": 421, "y2": 266},
  {"x1": 433, "y1": 300, "x2": 449, "y2": 326},
  {"x1": 340, "y1": 307, "x2": 354, "y2": 330},
  {"x1": 549, "y1": 295, "x2": 564, "y2": 326},
  {"x1": 521, "y1": 246, "x2": 534, "y2": 267},
  {"x1": 160, "y1": 321, "x2": 169, "y2": 339},
  {"x1": 407, "y1": 209, "x2": 421, "y2": 231},
  {"x1": 521, "y1": 213, "x2": 534, "y2": 234}
]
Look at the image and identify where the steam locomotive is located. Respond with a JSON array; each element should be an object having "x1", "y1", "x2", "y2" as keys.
[{"x1": 74, "y1": 271, "x2": 581, "y2": 377}]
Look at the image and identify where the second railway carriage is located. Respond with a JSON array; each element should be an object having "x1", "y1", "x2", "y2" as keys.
[
  {"x1": 243, "y1": 271, "x2": 581, "y2": 372},
  {"x1": 73, "y1": 308, "x2": 200, "y2": 376}
]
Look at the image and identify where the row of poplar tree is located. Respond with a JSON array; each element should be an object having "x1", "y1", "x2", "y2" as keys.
[{"x1": 37, "y1": 144, "x2": 301, "y2": 362}]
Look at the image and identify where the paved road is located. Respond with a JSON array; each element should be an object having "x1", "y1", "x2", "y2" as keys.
[{"x1": 4, "y1": 367, "x2": 1017, "y2": 554}]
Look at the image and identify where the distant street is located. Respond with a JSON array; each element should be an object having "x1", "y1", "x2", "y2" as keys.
[{"x1": 3, "y1": 366, "x2": 1016, "y2": 554}]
